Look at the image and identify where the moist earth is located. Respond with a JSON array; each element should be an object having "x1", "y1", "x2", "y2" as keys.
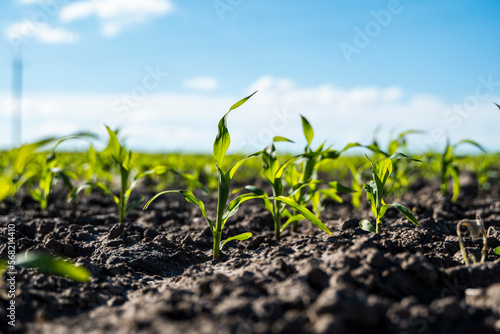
[{"x1": 1, "y1": 178, "x2": 500, "y2": 334}]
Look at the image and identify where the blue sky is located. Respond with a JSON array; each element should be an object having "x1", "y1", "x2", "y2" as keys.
[{"x1": 0, "y1": 0, "x2": 499, "y2": 153}]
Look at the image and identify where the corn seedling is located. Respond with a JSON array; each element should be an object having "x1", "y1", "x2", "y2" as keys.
[
  {"x1": 30, "y1": 134, "x2": 94, "y2": 210},
  {"x1": 0, "y1": 138, "x2": 58, "y2": 203},
  {"x1": 287, "y1": 115, "x2": 356, "y2": 230},
  {"x1": 72, "y1": 127, "x2": 167, "y2": 222},
  {"x1": 0, "y1": 252, "x2": 91, "y2": 283},
  {"x1": 367, "y1": 129, "x2": 424, "y2": 195},
  {"x1": 242, "y1": 139, "x2": 332, "y2": 241},
  {"x1": 145, "y1": 92, "x2": 280, "y2": 259},
  {"x1": 457, "y1": 214, "x2": 494, "y2": 265},
  {"x1": 440, "y1": 139, "x2": 486, "y2": 202},
  {"x1": 359, "y1": 152, "x2": 421, "y2": 234}
]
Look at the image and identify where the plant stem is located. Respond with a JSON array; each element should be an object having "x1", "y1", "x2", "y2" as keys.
[
  {"x1": 119, "y1": 166, "x2": 128, "y2": 223},
  {"x1": 273, "y1": 206, "x2": 281, "y2": 241},
  {"x1": 376, "y1": 217, "x2": 381, "y2": 234},
  {"x1": 213, "y1": 230, "x2": 221, "y2": 259},
  {"x1": 213, "y1": 182, "x2": 226, "y2": 260}
]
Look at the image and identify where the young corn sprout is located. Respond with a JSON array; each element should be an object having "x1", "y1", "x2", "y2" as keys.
[
  {"x1": 287, "y1": 115, "x2": 355, "y2": 230},
  {"x1": 359, "y1": 152, "x2": 421, "y2": 234},
  {"x1": 72, "y1": 127, "x2": 167, "y2": 222},
  {"x1": 0, "y1": 138, "x2": 58, "y2": 203},
  {"x1": 440, "y1": 139, "x2": 486, "y2": 202},
  {"x1": 145, "y1": 92, "x2": 289, "y2": 259},
  {"x1": 366, "y1": 129, "x2": 424, "y2": 195},
  {"x1": 31, "y1": 133, "x2": 94, "y2": 210},
  {"x1": 457, "y1": 213, "x2": 494, "y2": 265},
  {"x1": 242, "y1": 139, "x2": 332, "y2": 241}
]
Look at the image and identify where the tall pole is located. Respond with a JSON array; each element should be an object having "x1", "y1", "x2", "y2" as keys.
[{"x1": 12, "y1": 54, "x2": 23, "y2": 147}]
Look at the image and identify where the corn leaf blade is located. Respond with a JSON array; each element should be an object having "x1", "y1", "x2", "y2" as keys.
[
  {"x1": 144, "y1": 190, "x2": 214, "y2": 233},
  {"x1": 391, "y1": 202, "x2": 419, "y2": 226},
  {"x1": 223, "y1": 193, "x2": 267, "y2": 221},
  {"x1": 301, "y1": 115, "x2": 314, "y2": 147},
  {"x1": 16, "y1": 253, "x2": 91, "y2": 283},
  {"x1": 271, "y1": 195, "x2": 332, "y2": 235},
  {"x1": 359, "y1": 219, "x2": 376, "y2": 233},
  {"x1": 220, "y1": 232, "x2": 253, "y2": 249}
]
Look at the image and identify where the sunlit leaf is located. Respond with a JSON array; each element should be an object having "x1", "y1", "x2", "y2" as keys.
[
  {"x1": 271, "y1": 196, "x2": 331, "y2": 235},
  {"x1": 214, "y1": 91, "x2": 257, "y2": 167},
  {"x1": 301, "y1": 115, "x2": 314, "y2": 147},
  {"x1": 223, "y1": 193, "x2": 267, "y2": 221},
  {"x1": 16, "y1": 253, "x2": 91, "y2": 283},
  {"x1": 220, "y1": 232, "x2": 252, "y2": 249},
  {"x1": 391, "y1": 202, "x2": 419, "y2": 226}
]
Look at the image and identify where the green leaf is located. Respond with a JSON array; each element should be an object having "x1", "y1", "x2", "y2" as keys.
[
  {"x1": 359, "y1": 219, "x2": 376, "y2": 233},
  {"x1": 450, "y1": 165, "x2": 460, "y2": 203},
  {"x1": 365, "y1": 144, "x2": 389, "y2": 157},
  {"x1": 135, "y1": 165, "x2": 168, "y2": 179},
  {"x1": 94, "y1": 182, "x2": 119, "y2": 205},
  {"x1": 243, "y1": 186, "x2": 274, "y2": 213},
  {"x1": 281, "y1": 214, "x2": 305, "y2": 232},
  {"x1": 226, "y1": 150, "x2": 264, "y2": 180},
  {"x1": 271, "y1": 196, "x2": 332, "y2": 235},
  {"x1": 244, "y1": 185, "x2": 266, "y2": 196},
  {"x1": 391, "y1": 202, "x2": 419, "y2": 226},
  {"x1": 494, "y1": 246, "x2": 500, "y2": 256},
  {"x1": 144, "y1": 190, "x2": 214, "y2": 233},
  {"x1": 319, "y1": 188, "x2": 343, "y2": 203},
  {"x1": 378, "y1": 203, "x2": 393, "y2": 220},
  {"x1": 273, "y1": 136, "x2": 294, "y2": 143},
  {"x1": 105, "y1": 126, "x2": 125, "y2": 164},
  {"x1": 220, "y1": 232, "x2": 253, "y2": 249},
  {"x1": 229, "y1": 91, "x2": 258, "y2": 111},
  {"x1": 341, "y1": 142, "x2": 363, "y2": 152},
  {"x1": 262, "y1": 144, "x2": 279, "y2": 184},
  {"x1": 372, "y1": 158, "x2": 392, "y2": 209},
  {"x1": 16, "y1": 253, "x2": 91, "y2": 283},
  {"x1": 275, "y1": 154, "x2": 304, "y2": 179},
  {"x1": 388, "y1": 152, "x2": 422, "y2": 162},
  {"x1": 329, "y1": 181, "x2": 356, "y2": 193},
  {"x1": 213, "y1": 111, "x2": 231, "y2": 168},
  {"x1": 214, "y1": 91, "x2": 258, "y2": 167},
  {"x1": 301, "y1": 115, "x2": 314, "y2": 147},
  {"x1": 364, "y1": 182, "x2": 378, "y2": 218},
  {"x1": 321, "y1": 150, "x2": 341, "y2": 160},
  {"x1": 495, "y1": 103, "x2": 500, "y2": 110},
  {"x1": 223, "y1": 193, "x2": 267, "y2": 221},
  {"x1": 455, "y1": 139, "x2": 486, "y2": 154}
]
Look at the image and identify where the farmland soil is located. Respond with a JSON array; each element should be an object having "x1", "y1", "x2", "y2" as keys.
[{"x1": 1, "y1": 177, "x2": 500, "y2": 334}]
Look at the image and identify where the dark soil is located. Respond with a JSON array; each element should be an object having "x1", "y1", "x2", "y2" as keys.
[{"x1": 1, "y1": 177, "x2": 500, "y2": 334}]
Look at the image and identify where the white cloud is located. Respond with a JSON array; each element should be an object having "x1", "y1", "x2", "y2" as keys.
[
  {"x1": 1, "y1": 76, "x2": 499, "y2": 153},
  {"x1": 6, "y1": 20, "x2": 78, "y2": 44},
  {"x1": 182, "y1": 77, "x2": 219, "y2": 92},
  {"x1": 59, "y1": 0, "x2": 174, "y2": 37}
]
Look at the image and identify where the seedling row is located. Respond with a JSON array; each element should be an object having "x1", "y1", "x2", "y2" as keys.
[{"x1": 1, "y1": 93, "x2": 499, "y2": 281}]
